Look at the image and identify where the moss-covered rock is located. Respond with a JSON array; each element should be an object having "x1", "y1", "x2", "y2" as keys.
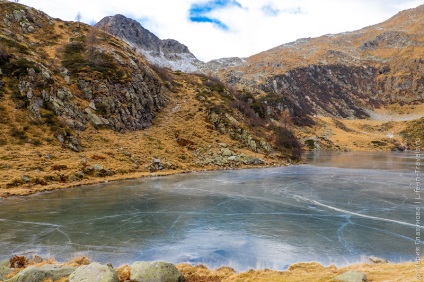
[{"x1": 5, "y1": 264, "x2": 76, "y2": 282}]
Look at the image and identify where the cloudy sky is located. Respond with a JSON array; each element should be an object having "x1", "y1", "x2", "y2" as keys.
[{"x1": 17, "y1": 0, "x2": 423, "y2": 61}]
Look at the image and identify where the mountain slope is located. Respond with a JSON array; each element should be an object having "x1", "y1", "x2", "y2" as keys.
[
  {"x1": 95, "y1": 15, "x2": 203, "y2": 72},
  {"x1": 216, "y1": 4, "x2": 424, "y2": 122}
]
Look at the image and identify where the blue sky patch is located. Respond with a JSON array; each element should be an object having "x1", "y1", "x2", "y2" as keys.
[
  {"x1": 189, "y1": 0, "x2": 242, "y2": 30},
  {"x1": 262, "y1": 5, "x2": 280, "y2": 17}
]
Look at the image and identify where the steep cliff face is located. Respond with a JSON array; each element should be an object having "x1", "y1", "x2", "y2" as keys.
[{"x1": 95, "y1": 15, "x2": 203, "y2": 72}]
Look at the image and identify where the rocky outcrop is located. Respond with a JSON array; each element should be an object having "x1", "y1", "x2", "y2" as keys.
[
  {"x1": 18, "y1": 63, "x2": 165, "y2": 133},
  {"x1": 207, "y1": 110, "x2": 272, "y2": 153},
  {"x1": 258, "y1": 64, "x2": 377, "y2": 120},
  {"x1": 5, "y1": 264, "x2": 76, "y2": 282},
  {"x1": 69, "y1": 263, "x2": 119, "y2": 282},
  {"x1": 369, "y1": 256, "x2": 388, "y2": 264},
  {"x1": 130, "y1": 261, "x2": 185, "y2": 282},
  {"x1": 96, "y1": 15, "x2": 203, "y2": 72}
]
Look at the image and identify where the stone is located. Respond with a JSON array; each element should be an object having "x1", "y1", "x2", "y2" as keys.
[
  {"x1": 219, "y1": 143, "x2": 227, "y2": 148},
  {"x1": 13, "y1": 10, "x2": 25, "y2": 22},
  {"x1": 21, "y1": 175, "x2": 30, "y2": 183},
  {"x1": 252, "y1": 158, "x2": 264, "y2": 165},
  {"x1": 130, "y1": 261, "x2": 185, "y2": 282},
  {"x1": 57, "y1": 88, "x2": 67, "y2": 100},
  {"x1": 89, "y1": 100, "x2": 97, "y2": 110},
  {"x1": 369, "y1": 256, "x2": 388, "y2": 264},
  {"x1": 5, "y1": 264, "x2": 76, "y2": 282},
  {"x1": 26, "y1": 25, "x2": 34, "y2": 33},
  {"x1": 332, "y1": 271, "x2": 367, "y2": 282},
  {"x1": 227, "y1": 156, "x2": 238, "y2": 161},
  {"x1": 69, "y1": 263, "x2": 118, "y2": 282},
  {"x1": 85, "y1": 108, "x2": 104, "y2": 125},
  {"x1": 93, "y1": 164, "x2": 104, "y2": 171},
  {"x1": 41, "y1": 69, "x2": 51, "y2": 79},
  {"x1": 221, "y1": 148, "x2": 232, "y2": 157}
]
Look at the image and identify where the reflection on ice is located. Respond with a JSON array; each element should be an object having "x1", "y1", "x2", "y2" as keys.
[{"x1": 0, "y1": 152, "x2": 420, "y2": 270}]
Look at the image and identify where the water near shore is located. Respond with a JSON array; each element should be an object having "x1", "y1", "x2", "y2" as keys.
[{"x1": 0, "y1": 152, "x2": 420, "y2": 271}]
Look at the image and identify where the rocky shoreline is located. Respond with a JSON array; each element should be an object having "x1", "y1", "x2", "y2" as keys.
[
  {"x1": 0, "y1": 161, "x2": 287, "y2": 199},
  {"x1": 0, "y1": 254, "x2": 419, "y2": 282}
]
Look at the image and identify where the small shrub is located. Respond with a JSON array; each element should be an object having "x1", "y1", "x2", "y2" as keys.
[
  {"x1": 371, "y1": 140, "x2": 387, "y2": 146},
  {"x1": 10, "y1": 127, "x2": 28, "y2": 141},
  {"x1": 44, "y1": 175, "x2": 58, "y2": 182},
  {"x1": 91, "y1": 154, "x2": 106, "y2": 160},
  {"x1": 6, "y1": 178, "x2": 24, "y2": 188},
  {"x1": 33, "y1": 178, "x2": 48, "y2": 185},
  {"x1": 32, "y1": 139, "x2": 42, "y2": 146},
  {"x1": 51, "y1": 164, "x2": 68, "y2": 171},
  {"x1": 273, "y1": 126, "x2": 302, "y2": 160},
  {"x1": 10, "y1": 256, "x2": 28, "y2": 268}
]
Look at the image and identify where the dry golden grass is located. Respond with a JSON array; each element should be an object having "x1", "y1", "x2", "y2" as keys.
[
  {"x1": 177, "y1": 260, "x2": 421, "y2": 282},
  {"x1": 296, "y1": 109, "x2": 419, "y2": 152}
]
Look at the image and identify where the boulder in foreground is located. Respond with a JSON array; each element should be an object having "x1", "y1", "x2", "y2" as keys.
[
  {"x1": 332, "y1": 270, "x2": 367, "y2": 282},
  {"x1": 69, "y1": 262, "x2": 119, "y2": 282},
  {"x1": 131, "y1": 261, "x2": 185, "y2": 282},
  {"x1": 5, "y1": 264, "x2": 76, "y2": 282}
]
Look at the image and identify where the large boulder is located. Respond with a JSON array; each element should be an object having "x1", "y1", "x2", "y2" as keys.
[
  {"x1": 332, "y1": 271, "x2": 367, "y2": 282},
  {"x1": 69, "y1": 262, "x2": 119, "y2": 282},
  {"x1": 5, "y1": 264, "x2": 76, "y2": 282},
  {"x1": 130, "y1": 261, "x2": 185, "y2": 282}
]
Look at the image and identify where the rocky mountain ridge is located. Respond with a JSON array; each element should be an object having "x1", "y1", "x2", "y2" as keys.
[{"x1": 95, "y1": 14, "x2": 203, "y2": 72}]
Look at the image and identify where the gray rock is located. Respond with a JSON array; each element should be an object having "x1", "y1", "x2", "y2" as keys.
[
  {"x1": 21, "y1": 175, "x2": 30, "y2": 183},
  {"x1": 93, "y1": 164, "x2": 104, "y2": 171},
  {"x1": 369, "y1": 256, "x2": 388, "y2": 264},
  {"x1": 130, "y1": 261, "x2": 184, "y2": 282},
  {"x1": 332, "y1": 271, "x2": 367, "y2": 282},
  {"x1": 5, "y1": 264, "x2": 76, "y2": 282},
  {"x1": 252, "y1": 158, "x2": 265, "y2": 165},
  {"x1": 69, "y1": 263, "x2": 118, "y2": 282},
  {"x1": 13, "y1": 10, "x2": 25, "y2": 22},
  {"x1": 89, "y1": 100, "x2": 97, "y2": 110},
  {"x1": 221, "y1": 148, "x2": 233, "y2": 157},
  {"x1": 85, "y1": 108, "x2": 104, "y2": 125},
  {"x1": 26, "y1": 25, "x2": 34, "y2": 33},
  {"x1": 227, "y1": 156, "x2": 238, "y2": 161},
  {"x1": 41, "y1": 69, "x2": 51, "y2": 79}
]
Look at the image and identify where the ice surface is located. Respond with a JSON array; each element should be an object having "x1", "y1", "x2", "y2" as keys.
[{"x1": 0, "y1": 152, "x2": 420, "y2": 270}]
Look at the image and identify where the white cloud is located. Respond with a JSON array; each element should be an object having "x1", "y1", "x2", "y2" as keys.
[{"x1": 15, "y1": 0, "x2": 423, "y2": 62}]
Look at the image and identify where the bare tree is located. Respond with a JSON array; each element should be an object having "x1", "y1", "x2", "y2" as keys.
[{"x1": 279, "y1": 108, "x2": 293, "y2": 128}]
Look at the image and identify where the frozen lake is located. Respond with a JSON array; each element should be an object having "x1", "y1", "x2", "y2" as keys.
[{"x1": 0, "y1": 152, "x2": 421, "y2": 270}]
